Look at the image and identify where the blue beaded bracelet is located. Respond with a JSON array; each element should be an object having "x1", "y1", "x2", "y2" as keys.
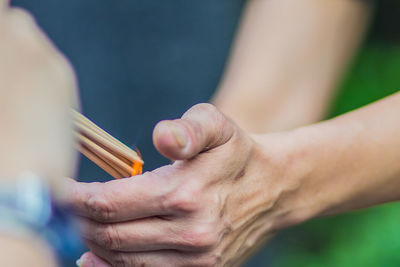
[{"x1": 0, "y1": 172, "x2": 84, "y2": 263}]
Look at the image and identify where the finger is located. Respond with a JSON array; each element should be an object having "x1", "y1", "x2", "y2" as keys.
[
  {"x1": 86, "y1": 241, "x2": 214, "y2": 267},
  {"x1": 78, "y1": 251, "x2": 111, "y2": 267},
  {"x1": 80, "y1": 218, "x2": 176, "y2": 252},
  {"x1": 65, "y1": 169, "x2": 175, "y2": 222},
  {"x1": 153, "y1": 103, "x2": 235, "y2": 160},
  {"x1": 79, "y1": 217, "x2": 214, "y2": 252},
  {"x1": 87, "y1": 242, "x2": 174, "y2": 267}
]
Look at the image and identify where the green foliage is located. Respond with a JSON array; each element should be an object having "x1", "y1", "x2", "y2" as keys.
[
  {"x1": 272, "y1": 43, "x2": 400, "y2": 267},
  {"x1": 329, "y1": 43, "x2": 400, "y2": 118}
]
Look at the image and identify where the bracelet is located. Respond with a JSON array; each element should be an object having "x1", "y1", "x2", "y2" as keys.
[{"x1": 0, "y1": 172, "x2": 84, "y2": 262}]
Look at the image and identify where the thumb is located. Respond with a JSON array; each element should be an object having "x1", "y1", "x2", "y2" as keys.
[{"x1": 153, "y1": 103, "x2": 235, "y2": 160}]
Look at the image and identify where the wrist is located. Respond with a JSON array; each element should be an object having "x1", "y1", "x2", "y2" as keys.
[
  {"x1": 275, "y1": 126, "x2": 330, "y2": 226},
  {"x1": 253, "y1": 126, "x2": 331, "y2": 231},
  {"x1": 268, "y1": 118, "x2": 369, "y2": 229},
  {"x1": 265, "y1": 93, "x2": 400, "y2": 232}
]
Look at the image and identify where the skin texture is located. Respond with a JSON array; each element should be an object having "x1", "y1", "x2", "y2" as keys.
[
  {"x1": 69, "y1": 104, "x2": 267, "y2": 266},
  {"x1": 70, "y1": 93, "x2": 400, "y2": 267},
  {"x1": 0, "y1": 1, "x2": 78, "y2": 266}
]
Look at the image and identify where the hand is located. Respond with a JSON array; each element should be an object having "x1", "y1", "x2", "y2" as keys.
[
  {"x1": 0, "y1": 2, "x2": 78, "y2": 267},
  {"x1": 0, "y1": 3, "x2": 78, "y2": 191},
  {"x1": 69, "y1": 103, "x2": 306, "y2": 266}
]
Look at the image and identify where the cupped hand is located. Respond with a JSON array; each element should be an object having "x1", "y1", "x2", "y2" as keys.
[{"x1": 69, "y1": 104, "x2": 303, "y2": 267}]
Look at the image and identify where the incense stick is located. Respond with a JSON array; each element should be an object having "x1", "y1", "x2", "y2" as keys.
[
  {"x1": 78, "y1": 144, "x2": 124, "y2": 179},
  {"x1": 73, "y1": 110, "x2": 143, "y2": 163},
  {"x1": 73, "y1": 110, "x2": 143, "y2": 179}
]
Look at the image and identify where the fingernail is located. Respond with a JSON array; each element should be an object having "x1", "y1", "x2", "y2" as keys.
[
  {"x1": 168, "y1": 122, "x2": 187, "y2": 148},
  {"x1": 76, "y1": 255, "x2": 94, "y2": 267},
  {"x1": 76, "y1": 258, "x2": 83, "y2": 267}
]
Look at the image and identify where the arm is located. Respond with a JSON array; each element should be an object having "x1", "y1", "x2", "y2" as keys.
[
  {"x1": 280, "y1": 92, "x2": 400, "y2": 220},
  {"x1": 69, "y1": 92, "x2": 400, "y2": 266},
  {"x1": 213, "y1": 0, "x2": 373, "y2": 133}
]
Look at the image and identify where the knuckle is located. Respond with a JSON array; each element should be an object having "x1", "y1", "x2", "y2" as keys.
[
  {"x1": 183, "y1": 103, "x2": 230, "y2": 146},
  {"x1": 197, "y1": 255, "x2": 220, "y2": 267},
  {"x1": 192, "y1": 103, "x2": 219, "y2": 115},
  {"x1": 110, "y1": 253, "x2": 130, "y2": 267},
  {"x1": 96, "y1": 224, "x2": 121, "y2": 250},
  {"x1": 128, "y1": 256, "x2": 147, "y2": 267},
  {"x1": 85, "y1": 192, "x2": 116, "y2": 222},
  {"x1": 181, "y1": 224, "x2": 219, "y2": 250},
  {"x1": 164, "y1": 188, "x2": 199, "y2": 213},
  {"x1": 185, "y1": 103, "x2": 221, "y2": 120}
]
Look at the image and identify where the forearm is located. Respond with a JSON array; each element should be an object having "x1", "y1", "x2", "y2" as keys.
[
  {"x1": 213, "y1": 0, "x2": 372, "y2": 133},
  {"x1": 273, "y1": 92, "x2": 400, "y2": 227}
]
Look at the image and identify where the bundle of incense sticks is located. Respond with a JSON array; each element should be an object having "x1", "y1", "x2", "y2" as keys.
[{"x1": 72, "y1": 110, "x2": 143, "y2": 179}]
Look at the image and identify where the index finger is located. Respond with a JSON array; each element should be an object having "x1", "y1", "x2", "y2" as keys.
[{"x1": 66, "y1": 166, "x2": 176, "y2": 223}]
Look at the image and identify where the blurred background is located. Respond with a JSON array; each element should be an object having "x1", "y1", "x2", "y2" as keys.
[{"x1": 12, "y1": 0, "x2": 399, "y2": 266}]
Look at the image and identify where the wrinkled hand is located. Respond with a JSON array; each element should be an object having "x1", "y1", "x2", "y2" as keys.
[
  {"x1": 69, "y1": 104, "x2": 299, "y2": 267},
  {"x1": 0, "y1": 3, "x2": 78, "y2": 190}
]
